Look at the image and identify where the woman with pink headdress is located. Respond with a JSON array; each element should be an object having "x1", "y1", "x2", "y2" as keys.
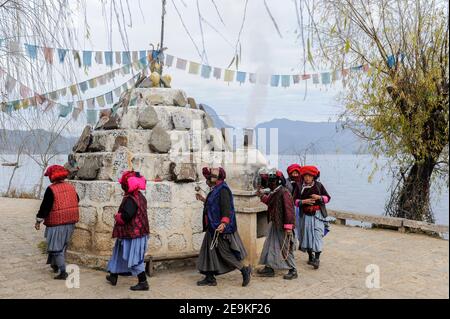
[{"x1": 106, "y1": 170, "x2": 150, "y2": 291}]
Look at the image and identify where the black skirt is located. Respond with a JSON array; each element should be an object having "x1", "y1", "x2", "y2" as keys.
[{"x1": 197, "y1": 230, "x2": 247, "y2": 275}]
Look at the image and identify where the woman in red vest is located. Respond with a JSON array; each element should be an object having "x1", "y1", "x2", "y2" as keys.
[
  {"x1": 106, "y1": 170, "x2": 150, "y2": 291},
  {"x1": 35, "y1": 165, "x2": 79, "y2": 280}
]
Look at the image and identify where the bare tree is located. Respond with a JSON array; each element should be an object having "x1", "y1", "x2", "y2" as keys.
[{"x1": 303, "y1": 0, "x2": 449, "y2": 222}]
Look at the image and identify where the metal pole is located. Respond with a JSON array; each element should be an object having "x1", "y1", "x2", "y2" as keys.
[{"x1": 159, "y1": 0, "x2": 166, "y2": 76}]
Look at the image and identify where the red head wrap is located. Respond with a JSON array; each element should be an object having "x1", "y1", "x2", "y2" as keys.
[
  {"x1": 202, "y1": 167, "x2": 226, "y2": 180},
  {"x1": 299, "y1": 165, "x2": 320, "y2": 177},
  {"x1": 287, "y1": 164, "x2": 301, "y2": 176},
  {"x1": 44, "y1": 165, "x2": 69, "y2": 183}
]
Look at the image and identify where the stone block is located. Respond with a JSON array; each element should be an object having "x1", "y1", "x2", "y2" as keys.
[
  {"x1": 138, "y1": 105, "x2": 159, "y2": 129},
  {"x1": 149, "y1": 126, "x2": 171, "y2": 153},
  {"x1": 102, "y1": 206, "x2": 119, "y2": 228},
  {"x1": 147, "y1": 182, "x2": 172, "y2": 203},
  {"x1": 192, "y1": 232, "x2": 204, "y2": 251},
  {"x1": 149, "y1": 233, "x2": 162, "y2": 252},
  {"x1": 69, "y1": 228, "x2": 92, "y2": 252},
  {"x1": 79, "y1": 206, "x2": 97, "y2": 227},
  {"x1": 110, "y1": 147, "x2": 134, "y2": 181},
  {"x1": 87, "y1": 181, "x2": 114, "y2": 203},
  {"x1": 92, "y1": 232, "x2": 115, "y2": 254},
  {"x1": 167, "y1": 234, "x2": 187, "y2": 252},
  {"x1": 73, "y1": 126, "x2": 92, "y2": 153},
  {"x1": 76, "y1": 157, "x2": 100, "y2": 180}
]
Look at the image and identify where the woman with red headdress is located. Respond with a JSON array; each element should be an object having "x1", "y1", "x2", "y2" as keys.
[
  {"x1": 195, "y1": 167, "x2": 251, "y2": 287},
  {"x1": 35, "y1": 165, "x2": 79, "y2": 280},
  {"x1": 286, "y1": 163, "x2": 302, "y2": 199},
  {"x1": 295, "y1": 165, "x2": 331, "y2": 269},
  {"x1": 106, "y1": 170, "x2": 150, "y2": 291}
]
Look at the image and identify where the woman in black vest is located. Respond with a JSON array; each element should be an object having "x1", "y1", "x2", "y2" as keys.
[{"x1": 195, "y1": 167, "x2": 251, "y2": 287}]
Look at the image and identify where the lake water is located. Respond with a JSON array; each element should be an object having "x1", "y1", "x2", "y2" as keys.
[{"x1": 1, "y1": 154, "x2": 448, "y2": 225}]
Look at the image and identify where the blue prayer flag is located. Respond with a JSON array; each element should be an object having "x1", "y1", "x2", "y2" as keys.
[
  {"x1": 83, "y1": 51, "x2": 92, "y2": 67},
  {"x1": 105, "y1": 51, "x2": 113, "y2": 66},
  {"x1": 25, "y1": 44, "x2": 38, "y2": 59},
  {"x1": 270, "y1": 75, "x2": 280, "y2": 87},
  {"x1": 236, "y1": 71, "x2": 246, "y2": 84},
  {"x1": 57, "y1": 49, "x2": 67, "y2": 63},
  {"x1": 122, "y1": 51, "x2": 131, "y2": 65},
  {"x1": 281, "y1": 75, "x2": 290, "y2": 87},
  {"x1": 201, "y1": 65, "x2": 212, "y2": 78}
]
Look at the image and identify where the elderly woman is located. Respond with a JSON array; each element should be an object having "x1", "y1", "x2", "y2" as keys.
[
  {"x1": 295, "y1": 166, "x2": 331, "y2": 269},
  {"x1": 106, "y1": 170, "x2": 150, "y2": 291},
  {"x1": 256, "y1": 168, "x2": 298, "y2": 280},
  {"x1": 35, "y1": 165, "x2": 79, "y2": 280},
  {"x1": 195, "y1": 167, "x2": 251, "y2": 287}
]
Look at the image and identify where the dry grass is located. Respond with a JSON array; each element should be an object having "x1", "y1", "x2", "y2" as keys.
[
  {"x1": 37, "y1": 241, "x2": 47, "y2": 254},
  {"x1": 2, "y1": 188, "x2": 37, "y2": 199}
]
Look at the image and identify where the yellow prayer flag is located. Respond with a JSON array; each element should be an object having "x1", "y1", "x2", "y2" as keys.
[
  {"x1": 188, "y1": 61, "x2": 200, "y2": 74},
  {"x1": 224, "y1": 69, "x2": 235, "y2": 82}
]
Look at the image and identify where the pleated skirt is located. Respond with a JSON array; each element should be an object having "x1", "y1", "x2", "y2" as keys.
[
  {"x1": 107, "y1": 235, "x2": 148, "y2": 276},
  {"x1": 259, "y1": 222, "x2": 296, "y2": 270},
  {"x1": 197, "y1": 231, "x2": 247, "y2": 275},
  {"x1": 299, "y1": 211, "x2": 324, "y2": 253}
]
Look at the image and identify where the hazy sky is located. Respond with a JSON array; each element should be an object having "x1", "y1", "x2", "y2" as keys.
[{"x1": 73, "y1": 0, "x2": 343, "y2": 127}]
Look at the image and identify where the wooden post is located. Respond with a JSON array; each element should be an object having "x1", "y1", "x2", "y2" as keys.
[{"x1": 159, "y1": 0, "x2": 166, "y2": 77}]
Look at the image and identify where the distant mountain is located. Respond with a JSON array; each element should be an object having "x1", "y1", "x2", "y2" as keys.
[
  {"x1": 199, "y1": 104, "x2": 367, "y2": 154},
  {"x1": 0, "y1": 129, "x2": 77, "y2": 154},
  {"x1": 255, "y1": 118, "x2": 367, "y2": 154}
]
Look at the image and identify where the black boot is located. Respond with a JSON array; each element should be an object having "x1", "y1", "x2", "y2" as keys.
[
  {"x1": 256, "y1": 266, "x2": 275, "y2": 277},
  {"x1": 106, "y1": 273, "x2": 118, "y2": 286},
  {"x1": 312, "y1": 252, "x2": 321, "y2": 269},
  {"x1": 51, "y1": 265, "x2": 59, "y2": 273},
  {"x1": 240, "y1": 265, "x2": 252, "y2": 287},
  {"x1": 54, "y1": 271, "x2": 68, "y2": 280},
  {"x1": 307, "y1": 249, "x2": 315, "y2": 265},
  {"x1": 283, "y1": 268, "x2": 298, "y2": 280},
  {"x1": 130, "y1": 272, "x2": 149, "y2": 291},
  {"x1": 197, "y1": 273, "x2": 217, "y2": 286}
]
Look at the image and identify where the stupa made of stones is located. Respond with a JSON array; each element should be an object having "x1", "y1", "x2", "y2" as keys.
[{"x1": 65, "y1": 87, "x2": 268, "y2": 269}]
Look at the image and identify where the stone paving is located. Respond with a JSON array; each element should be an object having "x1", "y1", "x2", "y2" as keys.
[{"x1": 0, "y1": 197, "x2": 448, "y2": 299}]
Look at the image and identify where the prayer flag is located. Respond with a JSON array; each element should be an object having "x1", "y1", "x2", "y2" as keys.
[
  {"x1": 176, "y1": 58, "x2": 187, "y2": 70},
  {"x1": 188, "y1": 61, "x2": 200, "y2": 74},
  {"x1": 122, "y1": 51, "x2": 131, "y2": 65},
  {"x1": 96, "y1": 95, "x2": 106, "y2": 108},
  {"x1": 281, "y1": 75, "x2": 290, "y2": 87},
  {"x1": 321, "y1": 72, "x2": 331, "y2": 85},
  {"x1": 95, "y1": 51, "x2": 103, "y2": 64},
  {"x1": 86, "y1": 109, "x2": 97, "y2": 125},
  {"x1": 83, "y1": 51, "x2": 92, "y2": 67},
  {"x1": 25, "y1": 44, "x2": 37, "y2": 59},
  {"x1": 213, "y1": 67, "x2": 222, "y2": 79},
  {"x1": 270, "y1": 75, "x2": 280, "y2": 87},
  {"x1": 57, "y1": 49, "x2": 67, "y2": 63},
  {"x1": 224, "y1": 69, "x2": 235, "y2": 82},
  {"x1": 165, "y1": 54, "x2": 174, "y2": 67},
  {"x1": 43, "y1": 47, "x2": 54, "y2": 64},
  {"x1": 105, "y1": 91, "x2": 114, "y2": 104},
  {"x1": 105, "y1": 51, "x2": 113, "y2": 66},
  {"x1": 236, "y1": 71, "x2": 246, "y2": 84},
  {"x1": 312, "y1": 74, "x2": 320, "y2": 84}
]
